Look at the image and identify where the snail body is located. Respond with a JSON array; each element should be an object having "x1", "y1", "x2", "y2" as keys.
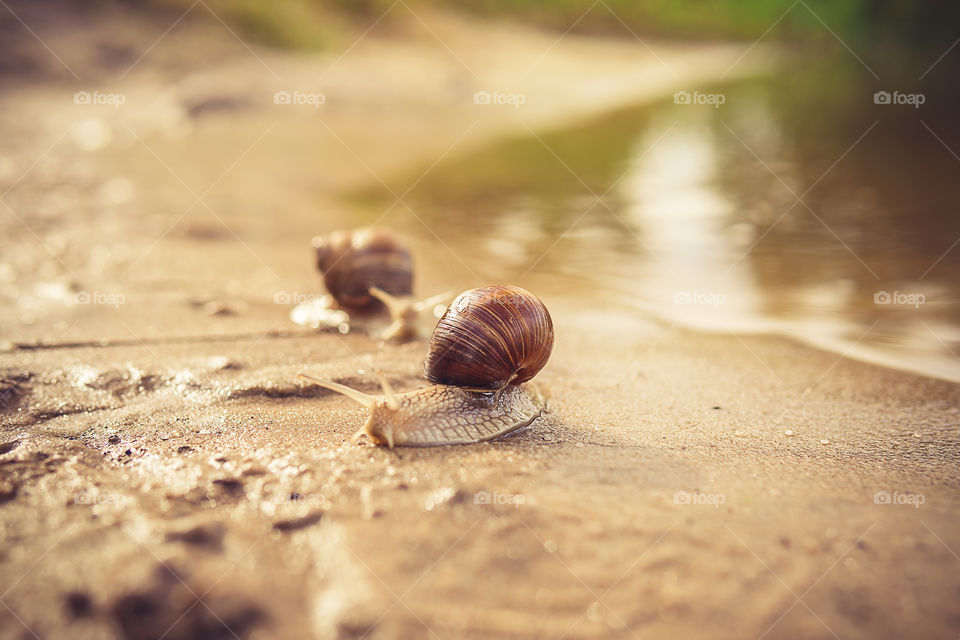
[
  {"x1": 297, "y1": 374, "x2": 545, "y2": 447},
  {"x1": 298, "y1": 285, "x2": 553, "y2": 447}
]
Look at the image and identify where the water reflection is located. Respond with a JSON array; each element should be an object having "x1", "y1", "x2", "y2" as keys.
[
  {"x1": 620, "y1": 114, "x2": 764, "y2": 330},
  {"x1": 378, "y1": 55, "x2": 960, "y2": 382}
]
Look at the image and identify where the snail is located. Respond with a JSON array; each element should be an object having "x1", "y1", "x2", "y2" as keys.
[
  {"x1": 307, "y1": 228, "x2": 448, "y2": 341},
  {"x1": 297, "y1": 285, "x2": 553, "y2": 447},
  {"x1": 312, "y1": 228, "x2": 413, "y2": 309}
]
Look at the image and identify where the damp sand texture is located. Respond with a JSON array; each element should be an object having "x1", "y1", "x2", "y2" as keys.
[{"x1": 2, "y1": 321, "x2": 960, "y2": 639}]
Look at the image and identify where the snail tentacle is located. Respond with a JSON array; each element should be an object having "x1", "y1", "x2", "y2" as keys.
[
  {"x1": 296, "y1": 373, "x2": 377, "y2": 409},
  {"x1": 368, "y1": 286, "x2": 406, "y2": 315},
  {"x1": 411, "y1": 291, "x2": 453, "y2": 312},
  {"x1": 374, "y1": 369, "x2": 400, "y2": 411}
]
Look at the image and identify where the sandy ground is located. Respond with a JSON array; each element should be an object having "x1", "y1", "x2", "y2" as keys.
[
  {"x1": 1, "y1": 3, "x2": 959, "y2": 640},
  {"x1": 3, "y1": 317, "x2": 960, "y2": 640}
]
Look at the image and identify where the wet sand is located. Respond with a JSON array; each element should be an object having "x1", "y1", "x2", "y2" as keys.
[
  {"x1": 3, "y1": 317, "x2": 960, "y2": 639},
  {"x1": 2, "y1": 4, "x2": 960, "y2": 640}
]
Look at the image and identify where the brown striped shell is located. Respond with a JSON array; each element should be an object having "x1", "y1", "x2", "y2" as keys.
[
  {"x1": 424, "y1": 286, "x2": 553, "y2": 391},
  {"x1": 312, "y1": 228, "x2": 413, "y2": 309}
]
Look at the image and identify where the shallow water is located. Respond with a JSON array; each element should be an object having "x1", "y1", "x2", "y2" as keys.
[{"x1": 356, "y1": 55, "x2": 960, "y2": 382}]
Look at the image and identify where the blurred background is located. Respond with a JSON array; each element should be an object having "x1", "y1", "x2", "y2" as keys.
[{"x1": 2, "y1": 0, "x2": 959, "y2": 380}]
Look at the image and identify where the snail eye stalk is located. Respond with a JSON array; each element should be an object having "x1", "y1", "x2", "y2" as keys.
[{"x1": 297, "y1": 373, "x2": 376, "y2": 409}]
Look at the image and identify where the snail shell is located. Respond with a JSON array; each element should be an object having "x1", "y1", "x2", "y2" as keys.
[
  {"x1": 424, "y1": 285, "x2": 554, "y2": 391},
  {"x1": 312, "y1": 228, "x2": 413, "y2": 309},
  {"x1": 297, "y1": 285, "x2": 553, "y2": 447}
]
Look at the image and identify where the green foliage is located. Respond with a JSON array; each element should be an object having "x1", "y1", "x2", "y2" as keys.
[
  {"x1": 458, "y1": 0, "x2": 866, "y2": 40},
  {"x1": 212, "y1": 0, "x2": 334, "y2": 48},
  {"x1": 135, "y1": 0, "x2": 960, "y2": 49}
]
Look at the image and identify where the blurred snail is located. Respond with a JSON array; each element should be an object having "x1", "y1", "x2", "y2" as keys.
[
  {"x1": 298, "y1": 285, "x2": 553, "y2": 447},
  {"x1": 312, "y1": 228, "x2": 413, "y2": 309},
  {"x1": 304, "y1": 227, "x2": 448, "y2": 341}
]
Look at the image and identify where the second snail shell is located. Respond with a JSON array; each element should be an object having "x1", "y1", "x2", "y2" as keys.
[{"x1": 312, "y1": 227, "x2": 413, "y2": 309}]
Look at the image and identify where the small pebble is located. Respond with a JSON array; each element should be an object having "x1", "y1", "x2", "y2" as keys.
[
  {"x1": 64, "y1": 592, "x2": 93, "y2": 618},
  {"x1": 784, "y1": 429, "x2": 794, "y2": 437},
  {"x1": 912, "y1": 432, "x2": 921, "y2": 438},
  {"x1": 820, "y1": 439, "x2": 830, "y2": 445},
  {"x1": 203, "y1": 301, "x2": 236, "y2": 316}
]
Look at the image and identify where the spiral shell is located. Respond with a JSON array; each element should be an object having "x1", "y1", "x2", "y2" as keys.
[
  {"x1": 424, "y1": 285, "x2": 553, "y2": 391},
  {"x1": 312, "y1": 228, "x2": 413, "y2": 309}
]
